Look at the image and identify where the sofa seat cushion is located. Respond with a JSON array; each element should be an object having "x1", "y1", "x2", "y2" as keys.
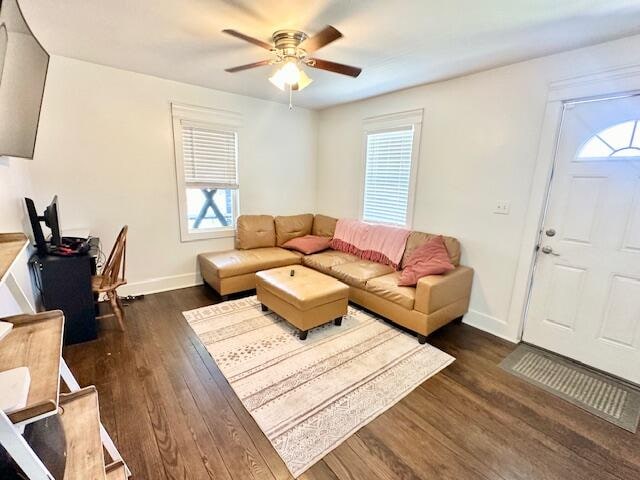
[
  {"x1": 330, "y1": 260, "x2": 394, "y2": 289},
  {"x1": 365, "y1": 272, "x2": 415, "y2": 310},
  {"x1": 199, "y1": 247, "x2": 301, "y2": 279},
  {"x1": 302, "y1": 249, "x2": 360, "y2": 275}
]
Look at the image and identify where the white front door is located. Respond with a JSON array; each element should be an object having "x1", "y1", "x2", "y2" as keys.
[{"x1": 524, "y1": 94, "x2": 640, "y2": 384}]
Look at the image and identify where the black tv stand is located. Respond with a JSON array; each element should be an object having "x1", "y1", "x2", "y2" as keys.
[{"x1": 29, "y1": 237, "x2": 100, "y2": 345}]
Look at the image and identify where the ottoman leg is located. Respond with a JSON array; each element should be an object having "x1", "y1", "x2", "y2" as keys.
[
  {"x1": 299, "y1": 330, "x2": 308, "y2": 340},
  {"x1": 417, "y1": 334, "x2": 427, "y2": 345},
  {"x1": 334, "y1": 316, "x2": 343, "y2": 326},
  {"x1": 261, "y1": 303, "x2": 269, "y2": 312}
]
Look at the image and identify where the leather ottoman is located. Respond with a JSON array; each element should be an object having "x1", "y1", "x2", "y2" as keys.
[{"x1": 256, "y1": 265, "x2": 349, "y2": 340}]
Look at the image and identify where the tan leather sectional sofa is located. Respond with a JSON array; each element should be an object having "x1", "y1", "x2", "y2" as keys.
[{"x1": 198, "y1": 214, "x2": 474, "y2": 342}]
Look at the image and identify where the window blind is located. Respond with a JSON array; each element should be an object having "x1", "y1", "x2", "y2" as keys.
[
  {"x1": 362, "y1": 127, "x2": 414, "y2": 226},
  {"x1": 181, "y1": 122, "x2": 238, "y2": 189}
]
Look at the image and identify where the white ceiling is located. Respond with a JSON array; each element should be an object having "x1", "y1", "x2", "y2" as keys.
[{"x1": 18, "y1": 0, "x2": 640, "y2": 109}]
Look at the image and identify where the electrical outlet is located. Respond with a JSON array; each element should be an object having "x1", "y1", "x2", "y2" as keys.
[{"x1": 494, "y1": 200, "x2": 510, "y2": 215}]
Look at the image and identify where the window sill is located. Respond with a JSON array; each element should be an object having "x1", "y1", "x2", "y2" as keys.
[{"x1": 180, "y1": 228, "x2": 235, "y2": 242}]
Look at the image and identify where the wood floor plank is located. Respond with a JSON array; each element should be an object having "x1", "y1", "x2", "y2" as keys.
[
  {"x1": 138, "y1": 295, "x2": 236, "y2": 480},
  {"x1": 161, "y1": 289, "x2": 294, "y2": 480},
  {"x1": 391, "y1": 400, "x2": 505, "y2": 480},
  {"x1": 412, "y1": 376, "x2": 617, "y2": 480},
  {"x1": 298, "y1": 460, "x2": 339, "y2": 480},
  {"x1": 62, "y1": 286, "x2": 639, "y2": 480},
  {"x1": 361, "y1": 405, "x2": 492, "y2": 480},
  {"x1": 430, "y1": 329, "x2": 640, "y2": 479},
  {"x1": 102, "y1": 327, "x2": 167, "y2": 479},
  {"x1": 322, "y1": 440, "x2": 400, "y2": 480},
  {"x1": 343, "y1": 434, "x2": 421, "y2": 480},
  {"x1": 147, "y1": 293, "x2": 277, "y2": 480},
  {"x1": 129, "y1": 307, "x2": 215, "y2": 479}
]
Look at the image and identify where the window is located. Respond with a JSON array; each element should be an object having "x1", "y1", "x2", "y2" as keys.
[
  {"x1": 578, "y1": 120, "x2": 640, "y2": 159},
  {"x1": 361, "y1": 109, "x2": 423, "y2": 227},
  {"x1": 172, "y1": 104, "x2": 241, "y2": 241}
]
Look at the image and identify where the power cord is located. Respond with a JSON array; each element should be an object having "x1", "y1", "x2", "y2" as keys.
[{"x1": 118, "y1": 294, "x2": 145, "y2": 306}]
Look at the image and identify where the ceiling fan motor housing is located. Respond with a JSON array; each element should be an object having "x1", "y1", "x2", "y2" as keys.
[{"x1": 272, "y1": 30, "x2": 308, "y2": 61}]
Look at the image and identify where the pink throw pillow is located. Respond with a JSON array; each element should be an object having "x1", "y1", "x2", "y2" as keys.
[
  {"x1": 282, "y1": 235, "x2": 332, "y2": 255},
  {"x1": 398, "y1": 236, "x2": 455, "y2": 286}
]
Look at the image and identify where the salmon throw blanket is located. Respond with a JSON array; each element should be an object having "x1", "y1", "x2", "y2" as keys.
[{"x1": 330, "y1": 219, "x2": 411, "y2": 269}]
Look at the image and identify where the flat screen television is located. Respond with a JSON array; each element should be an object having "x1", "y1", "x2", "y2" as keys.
[
  {"x1": 25, "y1": 195, "x2": 61, "y2": 255},
  {"x1": 0, "y1": 0, "x2": 49, "y2": 159}
]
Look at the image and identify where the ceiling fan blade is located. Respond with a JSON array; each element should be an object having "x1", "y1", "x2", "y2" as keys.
[
  {"x1": 308, "y1": 58, "x2": 362, "y2": 77},
  {"x1": 225, "y1": 60, "x2": 272, "y2": 73},
  {"x1": 222, "y1": 29, "x2": 273, "y2": 50},
  {"x1": 300, "y1": 25, "x2": 342, "y2": 52}
]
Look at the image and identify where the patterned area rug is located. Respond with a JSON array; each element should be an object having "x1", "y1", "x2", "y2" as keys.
[
  {"x1": 183, "y1": 296, "x2": 454, "y2": 478},
  {"x1": 501, "y1": 343, "x2": 640, "y2": 432}
]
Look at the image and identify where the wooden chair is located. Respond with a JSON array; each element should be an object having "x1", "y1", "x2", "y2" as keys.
[{"x1": 93, "y1": 226, "x2": 128, "y2": 331}]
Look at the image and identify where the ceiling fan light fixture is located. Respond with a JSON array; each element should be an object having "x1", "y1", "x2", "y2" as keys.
[
  {"x1": 295, "y1": 69, "x2": 313, "y2": 91},
  {"x1": 269, "y1": 60, "x2": 311, "y2": 91},
  {"x1": 268, "y1": 69, "x2": 286, "y2": 91},
  {"x1": 279, "y1": 61, "x2": 301, "y2": 85}
]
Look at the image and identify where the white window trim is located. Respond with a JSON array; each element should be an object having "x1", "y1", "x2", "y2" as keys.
[
  {"x1": 359, "y1": 109, "x2": 423, "y2": 228},
  {"x1": 171, "y1": 103, "x2": 242, "y2": 241}
]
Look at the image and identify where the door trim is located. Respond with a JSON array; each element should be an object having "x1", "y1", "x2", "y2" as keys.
[{"x1": 508, "y1": 62, "x2": 640, "y2": 342}]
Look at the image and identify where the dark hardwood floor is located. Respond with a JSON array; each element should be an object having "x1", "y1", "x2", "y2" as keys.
[{"x1": 63, "y1": 286, "x2": 640, "y2": 480}]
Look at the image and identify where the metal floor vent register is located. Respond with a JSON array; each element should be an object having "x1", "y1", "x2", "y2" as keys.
[{"x1": 500, "y1": 344, "x2": 640, "y2": 432}]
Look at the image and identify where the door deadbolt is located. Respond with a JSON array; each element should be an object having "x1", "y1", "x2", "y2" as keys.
[{"x1": 545, "y1": 228, "x2": 556, "y2": 237}]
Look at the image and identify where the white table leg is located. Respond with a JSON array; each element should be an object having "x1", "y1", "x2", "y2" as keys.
[
  {"x1": 5, "y1": 272, "x2": 36, "y2": 314},
  {"x1": 0, "y1": 410, "x2": 53, "y2": 479}
]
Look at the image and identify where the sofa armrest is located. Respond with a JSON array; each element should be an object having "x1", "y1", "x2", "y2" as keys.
[{"x1": 414, "y1": 266, "x2": 474, "y2": 315}]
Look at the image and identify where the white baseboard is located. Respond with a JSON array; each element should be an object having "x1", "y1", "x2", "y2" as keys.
[
  {"x1": 462, "y1": 309, "x2": 519, "y2": 343},
  {"x1": 118, "y1": 272, "x2": 203, "y2": 296},
  {"x1": 116, "y1": 275, "x2": 519, "y2": 343}
]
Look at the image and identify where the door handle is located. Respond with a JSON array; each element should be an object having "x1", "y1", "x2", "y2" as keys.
[{"x1": 541, "y1": 246, "x2": 560, "y2": 256}]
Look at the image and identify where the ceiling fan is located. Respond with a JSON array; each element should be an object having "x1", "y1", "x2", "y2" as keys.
[{"x1": 222, "y1": 25, "x2": 362, "y2": 96}]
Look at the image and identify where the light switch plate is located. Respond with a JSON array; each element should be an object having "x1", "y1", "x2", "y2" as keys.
[{"x1": 494, "y1": 200, "x2": 511, "y2": 215}]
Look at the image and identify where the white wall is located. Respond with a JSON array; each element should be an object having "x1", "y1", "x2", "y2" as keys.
[
  {"x1": 25, "y1": 56, "x2": 317, "y2": 295},
  {"x1": 7, "y1": 33, "x2": 640, "y2": 341},
  {"x1": 316, "y1": 34, "x2": 640, "y2": 341},
  {"x1": 0, "y1": 156, "x2": 36, "y2": 316},
  {"x1": 0, "y1": 156, "x2": 31, "y2": 231}
]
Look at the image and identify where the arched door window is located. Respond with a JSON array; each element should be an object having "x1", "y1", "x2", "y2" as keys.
[{"x1": 577, "y1": 120, "x2": 640, "y2": 159}]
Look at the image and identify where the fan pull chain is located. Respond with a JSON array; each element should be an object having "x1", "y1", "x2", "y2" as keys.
[{"x1": 289, "y1": 84, "x2": 293, "y2": 110}]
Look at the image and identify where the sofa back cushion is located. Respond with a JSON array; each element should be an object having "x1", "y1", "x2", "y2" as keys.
[
  {"x1": 401, "y1": 231, "x2": 461, "y2": 267},
  {"x1": 236, "y1": 215, "x2": 276, "y2": 249},
  {"x1": 312, "y1": 214, "x2": 338, "y2": 237},
  {"x1": 275, "y1": 214, "x2": 314, "y2": 246}
]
